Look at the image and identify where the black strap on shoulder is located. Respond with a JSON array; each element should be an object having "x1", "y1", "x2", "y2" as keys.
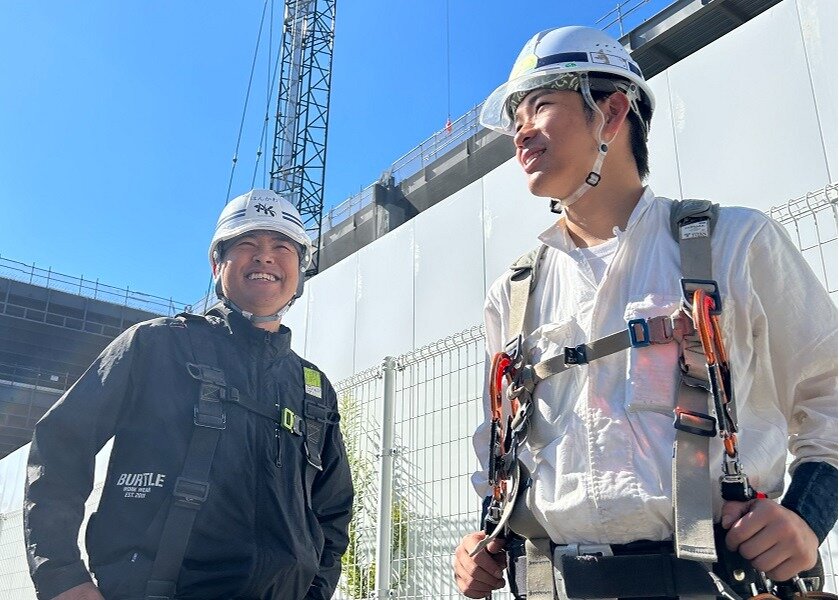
[
  {"x1": 145, "y1": 316, "x2": 233, "y2": 600},
  {"x1": 299, "y1": 366, "x2": 339, "y2": 473}
]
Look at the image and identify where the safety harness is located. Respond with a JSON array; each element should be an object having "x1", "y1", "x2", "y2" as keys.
[
  {"x1": 142, "y1": 314, "x2": 335, "y2": 600},
  {"x1": 474, "y1": 200, "x2": 825, "y2": 599}
]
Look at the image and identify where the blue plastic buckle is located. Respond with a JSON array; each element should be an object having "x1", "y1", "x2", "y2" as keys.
[
  {"x1": 681, "y1": 278, "x2": 722, "y2": 315},
  {"x1": 628, "y1": 319, "x2": 650, "y2": 348}
]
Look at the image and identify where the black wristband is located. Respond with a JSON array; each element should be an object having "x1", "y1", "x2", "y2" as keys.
[{"x1": 780, "y1": 461, "x2": 838, "y2": 544}]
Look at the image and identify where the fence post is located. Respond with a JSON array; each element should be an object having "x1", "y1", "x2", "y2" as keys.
[{"x1": 375, "y1": 356, "x2": 397, "y2": 598}]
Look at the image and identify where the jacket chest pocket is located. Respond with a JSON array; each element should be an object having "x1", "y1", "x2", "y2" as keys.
[
  {"x1": 623, "y1": 294, "x2": 682, "y2": 415},
  {"x1": 275, "y1": 397, "x2": 338, "y2": 508}
]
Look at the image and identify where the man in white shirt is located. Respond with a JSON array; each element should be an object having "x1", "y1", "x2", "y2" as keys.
[{"x1": 452, "y1": 26, "x2": 837, "y2": 600}]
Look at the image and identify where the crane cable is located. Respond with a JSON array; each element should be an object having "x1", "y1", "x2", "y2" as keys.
[
  {"x1": 445, "y1": 0, "x2": 452, "y2": 133},
  {"x1": 201, "y1": 0, "x2": 272, "y2": 314},
  {"x1": 252, "y1": 0, "x2": 285, "y2": 189}
]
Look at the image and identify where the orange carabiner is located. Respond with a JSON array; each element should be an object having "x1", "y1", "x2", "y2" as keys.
[
  {"x1": 692, "y1": 289, "x2": 717, "y2": 364},
  {"x1": 723, "y1": 434, "x2": 737, "y2": 457},
  {"x1": 692, "y1": 288, "x2": 729, "y2": 367},
  {"x1": 489, "y1": 352, "x2": 512, "y2": 421}
]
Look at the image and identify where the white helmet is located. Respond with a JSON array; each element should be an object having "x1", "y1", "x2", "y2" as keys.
[
  {"x1": 208, "y1": 188, "x2": 313, "y2": 322},
  {"x1": 479, "y1": 27, "x2": 655, "y2": 210},
  {"x1": 480, "y1": 26, "x2": 654, "y2": 135},
  {"x1": 209, "y1": 188, "x2": 313, "y2": 269}
]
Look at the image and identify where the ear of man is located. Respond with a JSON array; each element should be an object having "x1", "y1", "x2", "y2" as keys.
[{"x1": 599, "y1": 91, "x2": 631, "y2": 139}]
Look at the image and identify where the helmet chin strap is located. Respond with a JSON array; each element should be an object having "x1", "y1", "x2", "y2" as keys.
[
  {"x1": 221, "y1": 296, "x2": 294, "y2": 324},
  {"x1": 549, "y1": 72, "x2": 619, "y2": 214},
  {"x1": 212, "y1": 274, "x2": 297, "y2": 325}
]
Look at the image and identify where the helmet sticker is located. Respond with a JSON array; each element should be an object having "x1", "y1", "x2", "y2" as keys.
[
  {"x1": 510, "y1": 53, "x2": 538, "y2": 79},
  {"x1": 590, "y1": 50, "x2": 629, "y2": 70},
  {"x1": 253, "y1": 202, "x2": 276, "y2": 216}
]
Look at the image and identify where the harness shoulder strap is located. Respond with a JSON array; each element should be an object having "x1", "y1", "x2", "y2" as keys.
[
  {"x1": 296, "y1": 361, "x2": 340, "y2": 508},
  {"x1": 670, "y1": 198, "x2": 721, "y2": 563},
  {"x1": 507, "y1": 244, "x2": 548, "y2": 349},
  {"x1": 145, "y1": 315, "x2": 232, "y2": 600},
  {"x1": 299, "y1": 363, "x2": 337, "y2": 471},
  {"x1": 670, "y1": 199, "x2": 719, "y2": 280}
]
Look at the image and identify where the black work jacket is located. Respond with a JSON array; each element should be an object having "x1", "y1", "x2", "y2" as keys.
[{"x1": 25, "y1": 307, "x2": 353, "y2": 600}]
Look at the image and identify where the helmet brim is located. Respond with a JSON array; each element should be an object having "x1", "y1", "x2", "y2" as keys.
[
  {"x1": 208, "y1": 219, "x2": 313, "y2": 269},
  {"x1": 479, "y1": 64, "x2": 655, "y2": 135}
]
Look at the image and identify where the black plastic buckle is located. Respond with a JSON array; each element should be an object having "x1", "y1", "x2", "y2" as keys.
[
  {"x1": 186, "y1": 362, "x2": 226, "y2": 386},
  {"x1": 673, "y1": 408, "x2": 716, "y2": 437},
  {"x1": 194, "y1": 400, "x2": 226, "y2": 429},
  {"x1": 627, "y1": 319, "x2": 650, "y2": 348},
  {"x1": 585, "y1": 171, "x2": 601, "y2": 186},
  {"x1": 681, "y1": 278, "x2": 722, "y2": 315},
  {"x1": 720, "y1": 474, "x2": 756, "y2": 502},
  {"x1": 564, "y1": 345, "x2": 588, "y2": 365},
  {"x1": 173, "y1": 477, "x2": 209, "y2": 509}
]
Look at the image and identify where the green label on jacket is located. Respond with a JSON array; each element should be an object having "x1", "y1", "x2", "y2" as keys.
[{"x1": 303, "y1": 367, "x2": 322, "y2": 398}]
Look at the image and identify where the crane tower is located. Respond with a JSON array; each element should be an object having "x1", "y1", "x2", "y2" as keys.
[{"x1": 270, "y1": 0, "x2": 337, "y2": 275}]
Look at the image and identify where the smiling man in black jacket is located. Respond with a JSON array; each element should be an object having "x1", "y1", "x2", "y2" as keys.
[{"x1": 25, "y1": 189, "x2": 353, "y2": 600}]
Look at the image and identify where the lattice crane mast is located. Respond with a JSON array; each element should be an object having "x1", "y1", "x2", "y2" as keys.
[{"x1": 270, "y1": 0, "x2": 336, "y2": 275}]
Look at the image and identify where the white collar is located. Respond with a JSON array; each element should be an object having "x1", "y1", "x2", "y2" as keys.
[{"x1": 538, "y1": 187, "x2": 656, "y2": 254}]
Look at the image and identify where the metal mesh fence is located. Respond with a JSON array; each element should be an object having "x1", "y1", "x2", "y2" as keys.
[
  {"x1": 334, "y1": 366, "x2": 386, "y2": 600},
  {"x1": 391, "y1": 326, "x2": 488, "y2": 600},
  {"x1": 768, "y1": 183, "x2": 837, "y2": 302},
  {"x1": 333, "y1": 326, "x2": 493, "y2": 600}
]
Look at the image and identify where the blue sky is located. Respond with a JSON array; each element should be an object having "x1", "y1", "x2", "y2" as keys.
[{"x1": 0, "y1": 0, "x2": 671, "y2": 307}]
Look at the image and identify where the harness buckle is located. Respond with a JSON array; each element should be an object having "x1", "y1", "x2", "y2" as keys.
[
  {"x1": 508, "y1": 396, "x2": 533, "y2": 436},
  {"x1": 628, "y1": 319, "x2": 651, "y2": 347},
  {"x1": 673, "y1": 408, "x2": 716, "y2": 437},
  {"x1": 681, "y1": 278, "x2": 722, "y2": 315},
  {"x1": 508, "y1": 365, "x2": 537, "y2": 401},
  {"x1": 186, "y1": 362, "x2": 226, "y2": 387},
  {"x1": 628, "y1": 316, "x2": 674, "y2": 348},
  {"x1": 505, "y1": 335, "x2": 524, "y2": 365},
  {"x1": 564, "y1": 345, "x2": 588, "y2": 365},
  {"x1": 194, "y1": 401, "x2": 226, "y2": 429},
  {"x1": 173, "y1": 477, "x2": 210, "y2": 509},
  {"x1": 282, "y1": 408, "x2": 304, "y2": 436},
  {"x1": 720, "y1": 473, "x2": 757, "y2": 502}
]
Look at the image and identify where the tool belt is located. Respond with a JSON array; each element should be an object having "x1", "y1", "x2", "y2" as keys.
[
  {"x1": 550, "y1": 541, "x2": 726, "y2": 599},
  {"x1": 507, "y1": 530, "x2": 831, "y2": 600}
]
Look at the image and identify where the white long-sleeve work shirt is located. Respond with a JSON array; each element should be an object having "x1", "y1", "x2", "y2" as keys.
[{"x1": 472, "y1": 188, "x2": 838, "y2": 545}]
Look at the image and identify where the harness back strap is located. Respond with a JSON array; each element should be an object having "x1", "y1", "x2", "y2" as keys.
[
  {"x1": 145, "y1": 317, "x2": 233, "y2": 600},
  {"x1": 671, "y1": 199, "x2": 720, "y2": 563}
]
